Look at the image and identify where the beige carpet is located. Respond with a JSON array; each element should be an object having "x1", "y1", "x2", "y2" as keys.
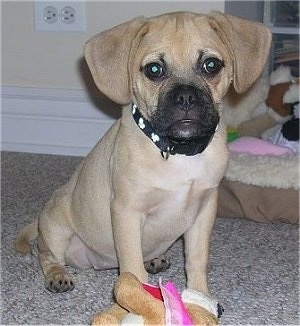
[{"x1": 2, "y1": 151, "x2": 299, "y2": 325}]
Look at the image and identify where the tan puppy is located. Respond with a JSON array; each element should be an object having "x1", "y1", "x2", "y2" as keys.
[{"x1": 15, "y1": 12, "x2": 271, "y2": 295}]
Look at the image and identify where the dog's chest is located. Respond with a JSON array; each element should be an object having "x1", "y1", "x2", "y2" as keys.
[
  {"x1": 143, "y1": 150, "x2": 223, "y2": 194},
  {"x1": 140, "y1": 153, "x2": 222, "y2": 239},
  {"x1": 144, "y1": 184, "x2": 202, "y2": 235}
]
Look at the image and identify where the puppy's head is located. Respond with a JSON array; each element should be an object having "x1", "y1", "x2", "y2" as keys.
[{"x1": 85, "y1": 12, "x2": 271, "y2": 154}]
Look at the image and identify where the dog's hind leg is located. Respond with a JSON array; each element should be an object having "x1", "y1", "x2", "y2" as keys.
[
  {"x1": 37, "y1": 201, "x2": 75, "y2": 293},
  {"x1": 38, "y1": 226, "x2": 75, "y2": 292}
]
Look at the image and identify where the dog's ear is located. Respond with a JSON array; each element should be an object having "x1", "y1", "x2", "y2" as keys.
[
  {"x1": 85, "y1": 17, "x2": 147, "y2": 105},
  {"x1": 208, "y1": 12, "x2": 272, "y2": 94}
]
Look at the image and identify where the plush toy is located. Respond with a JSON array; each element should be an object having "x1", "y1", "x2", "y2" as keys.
[
  {"x1": 239, "y1": 66, "x2": 299, "y2": 139},
  {"x1": 262, "y1": 82, "x2": 299, "y2": 152},
  {"x1": 281, "y1": 99, "x2": 299, "y2": 141},
  {"x1": 226, "y1": 80, "x2": 299, "y2": 155},
  {"x1": 222, "y1": 65, "x2": 298, "y2": 139},
  {"x1": 91, "y1": 273, "x2": 222, "y2": 325}
]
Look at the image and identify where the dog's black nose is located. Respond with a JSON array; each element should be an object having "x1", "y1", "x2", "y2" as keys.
[{"x1": 173, "y1": 85, "x2": 199, "y2": 112}]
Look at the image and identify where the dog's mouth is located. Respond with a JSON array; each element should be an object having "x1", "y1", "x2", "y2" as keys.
[
  {"x1": 164, "y1": 117, "x2": 219, "y2": 155},
  {"x1": 166, "y1": 118, "x2": 219, "y2": 141},
  {"x1": 167, "y1": 119, "x2": 202, "y2": 139}
]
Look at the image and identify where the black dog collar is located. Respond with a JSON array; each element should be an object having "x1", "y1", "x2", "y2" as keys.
[{"x1": 132, "y1": 103, "x2": 218, "y2": 159}]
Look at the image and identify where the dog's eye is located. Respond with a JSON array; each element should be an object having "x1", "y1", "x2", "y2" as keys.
[
  {"x1": 201, "y1": 58, "x2": 223, "y2": 76},
  {"x1": 144, "y1": 62, "x2": 164, "y2": 80}
]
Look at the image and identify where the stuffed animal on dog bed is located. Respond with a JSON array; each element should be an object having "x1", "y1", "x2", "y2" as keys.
[
  {"x1": 262, "y1": 82, "x2": 299, "y2": 153},
  {"x1": 91, "y1": 272, "x2": 221, "y2": 325},
  {"x1": 219, "y1": 66, "x2": 299, "y2": 224},
  {"x1": 222, "y1": 65, "x2": 298, "y2": 139}
]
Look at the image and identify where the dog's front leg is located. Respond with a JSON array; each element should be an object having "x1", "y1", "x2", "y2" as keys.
[
  {"x1": 111, "y1": 199, "x2": 148, "y2": 283},
  {"x1": 184, "y1": 188, "x2": 218, "y2": 296}
]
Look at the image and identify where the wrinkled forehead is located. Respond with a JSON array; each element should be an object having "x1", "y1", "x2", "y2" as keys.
[{"x1": 136, "y1": 13, "x2": 229, "y2": 64}]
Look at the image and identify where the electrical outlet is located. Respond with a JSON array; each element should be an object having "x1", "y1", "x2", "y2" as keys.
[
  {"x1": 34, "y1": 1, "x2": 86, "y2": 32},
  {"x1": 43, "y1": 6, "x2": 58, "y2": 24},
  {"x1": 61, "y1": 6, "x2": 76, "y2": 24}
]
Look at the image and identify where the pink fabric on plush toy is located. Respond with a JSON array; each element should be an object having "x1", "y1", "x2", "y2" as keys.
[
  {"x1": 143, "y1": 280, "x2": 193, "y2": 325},
  {"x1": 229, "y1": 136, "x2": 292, "y2": 156},
  {"x1": 161, "y1": 281, "x2": 193, "y2": 325}
]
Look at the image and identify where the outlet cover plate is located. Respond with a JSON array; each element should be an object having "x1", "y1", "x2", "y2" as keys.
[{"x1": 34, "y1": 1, "x2": 86, "y2": 32}]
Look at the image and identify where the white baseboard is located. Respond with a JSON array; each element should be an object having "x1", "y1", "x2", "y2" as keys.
[{"x1": 1, "y1": 86, "x2": 119, "y2": 156}]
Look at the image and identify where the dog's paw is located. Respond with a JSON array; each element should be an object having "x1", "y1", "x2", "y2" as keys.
[
  {"x1": 144, "y1": 256, "x2": 170, "y2": 274},
  {"x1": 45, "y1": 272, "x2": 75, "y2": 293}
]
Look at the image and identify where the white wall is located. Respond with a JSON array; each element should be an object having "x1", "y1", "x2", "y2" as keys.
[
  {"x1": 2, "y1": 1, "x2": 224, "y2": 89},
  {"x1": 2, "y1": 1, "x2": 225, "y2": 155}
]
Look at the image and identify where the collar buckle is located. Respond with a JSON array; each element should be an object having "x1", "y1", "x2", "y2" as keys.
[{"x1": 160, "y1": 147, "x2": 171, "y2": 160}]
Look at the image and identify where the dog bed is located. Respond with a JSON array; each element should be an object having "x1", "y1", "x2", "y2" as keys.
[{"x1": 217, "y1": 140, "x2": 299, "y2": 224}]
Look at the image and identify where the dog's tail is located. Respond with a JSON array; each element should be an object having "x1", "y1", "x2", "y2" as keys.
[{"x1": 14, "y1": 220, "x2": 38, "y2": 255}]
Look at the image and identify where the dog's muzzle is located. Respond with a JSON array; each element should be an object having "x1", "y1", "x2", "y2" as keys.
[
  {"x1": 167, "y1": 123, "x2": 219, "y2": 156},
  {"x1": 132, "y1": 103, "x2": 219, "y2": 159}
]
